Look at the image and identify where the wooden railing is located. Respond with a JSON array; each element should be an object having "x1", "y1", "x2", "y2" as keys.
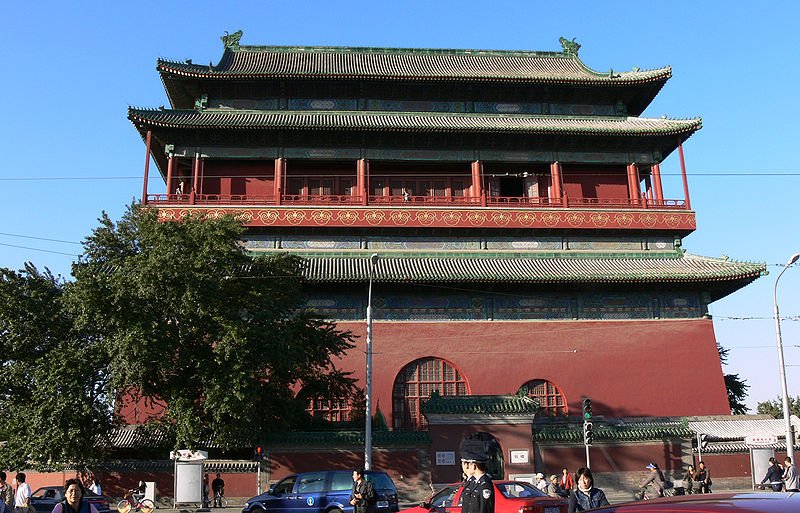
[{"x1": 146, "y1": 193, "x2": 688, "y2": 210}]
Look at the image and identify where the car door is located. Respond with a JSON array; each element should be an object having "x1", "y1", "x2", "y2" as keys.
[
  {"x1": 292, "y1": 472, "x2": 328, "y2": 513},
  {"x1": 268, "y1": 476, "x2": 299, "y2": 513}
]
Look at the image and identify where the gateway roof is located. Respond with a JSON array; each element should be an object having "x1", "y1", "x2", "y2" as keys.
[
  {"x1": 158, "y1": 44, "x2": 671, "y2": 85},
  {"x1": 128, "y1": 108, "x2": 701, "y2": 137},
  {"x1": 295, "y1": 253, "x2": 764, "y2": 286}
]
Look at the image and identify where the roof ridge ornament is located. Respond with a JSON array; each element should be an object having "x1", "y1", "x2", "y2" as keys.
[
  {"x1": 559, "y1": 37, "x2": 581, "y2": 56},
  {"x1": 221, "y1": 30, "x2": 243, "y2": 49}
]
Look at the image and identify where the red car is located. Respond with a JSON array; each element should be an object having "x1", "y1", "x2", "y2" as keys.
[
  {"x1": 585, "y1": 492, "x2": 800, "y2": 513},
  {"x1": 403, "y1": 481, "x2": 567, "y2": 513}
]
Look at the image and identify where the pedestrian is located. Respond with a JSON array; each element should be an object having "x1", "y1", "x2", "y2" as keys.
[
  {"x1": 568, "y1": 468, "x2": 609, "y2": 513},
  {"x1": 546, "y1": 475, "x2": 563, "y2": 498},
  {"x1": 349, "y1": 469, "x2": 376, "y2": 513},
  {"x1": 534, "y1": 473, "x2": 547, "y2": 493},
  {"x1": 87, "y1": 473, "x2": 101, "y2": 496},
  {"x1": 760, "y1": 457, "x2": 783, "y2": 491},
  {"x1": 51, "y1": 478, "x2": 100, "y2": 513},
  {"x1": 460, "y1": 440, "x2": 494, "y2": 513},
  {"x1": 681, "y1": 465, "x2": 695, "y2": 495},
  {"x1": 0, "y1": 472, "x2": 13, "y2": 513},
  {"x1": 639, "y1": 463, "x2": 665, "y2": 499},
  {"x1": 13, "y1": 474, "x2": 30, "y2": 513},
  {"x1": 211, "y1": 473, "x2": 225, "y2": 508},
  {"x1": 559, "y1": 468, "x2": 574, "y2": 491},
  {"x1": 783, "y1": 457, "x2": 799, "y2": 492},
  {"x1": 695, "y1": 461, "x2": 712, "y2": 494}
]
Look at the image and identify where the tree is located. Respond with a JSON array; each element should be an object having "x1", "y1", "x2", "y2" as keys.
[
  {"x1": 0, "y1": 264, "x2": 114, "y2": 469},
  {"x1": 757, "y1": 396, "x2": 800, "y2": 419},
  {"x1": 68, "y1": 206, "x2": 357, "y2": 449},
  {"x1": 718, "y1": 344, "x2": 749, "y2": 414}
]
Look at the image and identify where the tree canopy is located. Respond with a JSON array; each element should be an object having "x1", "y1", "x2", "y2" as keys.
[
  {"x1": 0, "y1": 206, "x2": 358, "y2": 466},
  {"x1": 757, "y1": 396, "x2": 800, "y2": 419},
  {"x1": 718, "y1": 345, "x2": 750, "y2": 415},
  {"x1": 0, "y1": 264, "x2": 113, "y2": 469}
]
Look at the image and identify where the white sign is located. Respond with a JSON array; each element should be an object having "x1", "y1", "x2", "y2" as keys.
[
  {"x1": 510, "y1": 450, "x2": 529, "y2": 464},
  {"x1": 436, "y1": 451, "x2": 456, "y2": 466},
  {"x1": 745, "y1": 435, "x2": 778, "y2": 446}
]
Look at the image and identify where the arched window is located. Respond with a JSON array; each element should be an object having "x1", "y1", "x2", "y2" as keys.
[
  {"x1": 393, "y1": 357, "x2": 468, "y2": 430},
  {"x1": 518, "y1": 379, "x2": 567, "y2": 416}
]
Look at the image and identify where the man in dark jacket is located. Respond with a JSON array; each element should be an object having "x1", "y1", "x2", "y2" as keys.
[
  {"x1": 349, "y1": 469, "x2": 376, "y2": 513},
  {"x1": 460, "y1": 440, "x2": 494, "y2": 513}
]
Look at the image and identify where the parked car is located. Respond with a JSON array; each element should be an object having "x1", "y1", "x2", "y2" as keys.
[
  {"x1": 582, "y1": 492, "x2": 800, "y2": 513},
  {"x1": 243, "y1": 470, "x2": 399, "y2": 513},
  {"x1": 30, "y1": 486, "x2": 111, "y2": 513},
  {"x1": 402, "y1": 480, "x2": 567, "y2": 513}
]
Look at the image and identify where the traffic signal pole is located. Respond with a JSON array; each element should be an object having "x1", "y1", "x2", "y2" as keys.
[{"x1": 582, "y1": 398, "x2": 593, "y2": 468}]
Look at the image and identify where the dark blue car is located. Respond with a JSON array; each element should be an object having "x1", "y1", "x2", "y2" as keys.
[{"x1": 243, "y1": 470, "x2": 398, "y2": 513}]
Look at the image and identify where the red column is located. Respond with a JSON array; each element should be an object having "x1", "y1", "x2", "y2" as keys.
[
  {"x1": 166, "y1": 152, "x2": 174, "y2": 198},
  {"x1": 471, "y1": 161, "x2": 483, "y2": 200},
  {"x1": 550, "y1": 162, "x2": 563, "y2": 204},
  {"x1": 634, "y1": 164, "x2": 642, "y2": 205},
  {"x1": 357, "y1": 159, "x2": 368, "y2": 206},
  {"x1": 651, "y1": 163, "x2": 664, "y2": 204},
  {"x1": 359, "y1": 159, "x2": 369, "y2": 206},
  {"x1": 626, "y1": 163, "x2": 639, "y2": 206},
  {"x1": 142, "y1": 130, "x2": 152, "y2": 205},
  {"x1": 678, "y1": 143, "x2": 692, "y2": 210},
  {"x1": 191, "y1": 152, "x2": 200, "y2": 205},
  {"x1": 274, "y1": 158, "x2": 284, "y2": 205}
]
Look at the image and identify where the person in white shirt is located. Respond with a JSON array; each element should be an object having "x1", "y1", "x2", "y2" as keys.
[{"x1": 13, "y1": 473, "x2": 30, "y2": 513}]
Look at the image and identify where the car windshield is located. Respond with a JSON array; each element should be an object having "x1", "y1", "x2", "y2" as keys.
[
  {"x1": 365, "y1": 472, "x2": 396, "y2": 492},
  {"x1": 497, "y1": 482, "x2": 547, "y2": 499},
  {"x1": 32, "y1": 489, "x2": 60, "y2": 500},
  {"x1": 429, "y1": 486, "x2": 458, "y2": 508}
]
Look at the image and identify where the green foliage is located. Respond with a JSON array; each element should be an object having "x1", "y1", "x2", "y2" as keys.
[
  {"x1": 0, "y1": 264, "x2": 114, "y2": 469},
  {"x1": 67, "y1": 206, "x2": 357, "y2": 450},
  {"x1": 718, "y1": 344, "x2": 750, "y2": 414},
  {"x1": 756, "y1": 396, "x2": 800, "y2": 419}
]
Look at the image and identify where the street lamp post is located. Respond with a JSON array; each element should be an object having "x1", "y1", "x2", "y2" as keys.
[
  {"x1": 365, "y1": 253, "x2": 379, "y2": 470},
  {"x1": 774, "y1": 252, "x2": 799, "y2": 463}
]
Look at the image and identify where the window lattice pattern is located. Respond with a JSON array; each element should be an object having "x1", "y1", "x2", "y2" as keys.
[
  {"x1": 520, "y1": 379, "x2": 567, "y2": 416},
  {"x1": 305, "y1": 397, "x2": 353, "y2": 423},
  {"x1": 393, "y1": 358, "x2": 468, "y2": 430}
]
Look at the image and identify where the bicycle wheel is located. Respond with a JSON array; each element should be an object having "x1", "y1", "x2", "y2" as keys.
[
  {"x1": 220, "y1": 496, "x2": 228, "y2": 508},
  {"x1": 140, "y1": 498, "x2": 156, "y2": 513},
  {"x1": 117, "y1": 500, "x2": 132, "y2": 513}
]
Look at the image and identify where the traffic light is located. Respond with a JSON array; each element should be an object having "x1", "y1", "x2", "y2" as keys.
[
  {"x1": 582, "y1": 397, "x2": 593, "y2": 446},
  {"x1": 253, "y1": 444, "x2": 265, "y2": 461},
  {"x1": 582, "y1": 397, "x2": 593, "y2": 421}
]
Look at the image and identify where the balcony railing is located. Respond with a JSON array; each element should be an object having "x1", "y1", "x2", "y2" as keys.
[{"x1": 146, "y1": 193, "x2": 687, "y2": 210}]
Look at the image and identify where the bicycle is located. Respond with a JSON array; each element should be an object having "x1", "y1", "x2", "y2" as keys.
[
  {"x1": 117, "y1": 490, "x2": 155, "y2": 513},
  {"x1": 212, "y1": 490, "x2": 228, "y2": 508}
]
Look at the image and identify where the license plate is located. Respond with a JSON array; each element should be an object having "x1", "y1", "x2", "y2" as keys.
[
  {"x1": 545, "y1": 508, "x2": 560, "y2": 513},
  {"x1": 377, "y1": 501, "x2": 389, "y2": 509}
]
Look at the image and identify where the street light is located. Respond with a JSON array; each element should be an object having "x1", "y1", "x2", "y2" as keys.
[
  {"x1": 774, "y1": 252, "x2": 799, "y2": 463},
  {"x1": 365, "y1": 253, "x2": 379, "y2": 470}
]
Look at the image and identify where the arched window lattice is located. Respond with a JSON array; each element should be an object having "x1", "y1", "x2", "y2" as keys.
[
  {"x1": 519, "y1": 379, "x2": 568, "y2": 416},
  {"x1": 393, "y1": 358, "x2": 468, "y2": 430}
]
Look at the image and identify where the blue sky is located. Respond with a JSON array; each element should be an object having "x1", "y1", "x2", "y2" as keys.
[{"x1": 1, "y1": 1, "x2": 798, "y2": 411}]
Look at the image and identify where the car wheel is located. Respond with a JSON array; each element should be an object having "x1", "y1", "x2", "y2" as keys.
[{"x1": 328, "y1": 508, "x2": 343, "y2": 513}]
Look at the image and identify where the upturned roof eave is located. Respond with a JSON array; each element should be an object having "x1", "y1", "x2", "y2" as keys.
[{"x1": 127, "y1": 107, "x2": 702, "y2": 137}]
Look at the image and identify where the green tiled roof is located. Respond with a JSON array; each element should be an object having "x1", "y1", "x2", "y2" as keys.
[
  {"x1": 128, "y1": 108, "x2": 701, "y2": 137},
  {"x1": 294, "y1": 253, "x2": 765, "y2": 285},
  {"x1": 157, "y1": 44, "x2": 670, "y2": 85},
  {"x1": 535, "y1": 421, "x2": 692, "y2": 443},
  {"x1": 422, "y1": 394, "x2": 539, "y2": 415},
  {"x1": 265, "y1": 430, "x2": 429, "y2": 447}
]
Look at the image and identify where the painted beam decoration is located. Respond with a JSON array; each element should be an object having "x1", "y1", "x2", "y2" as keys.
[{"x1": 155, "y1": 206, "x2": 696, "y2": 230}]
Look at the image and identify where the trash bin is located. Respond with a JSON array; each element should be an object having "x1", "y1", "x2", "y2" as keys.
[
  {"x1": 144, "y1": 481, "x2": 156, "y2": 504},
  {"x1": 170, "y1": 449, "x2": 208, "y2": 507}
]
